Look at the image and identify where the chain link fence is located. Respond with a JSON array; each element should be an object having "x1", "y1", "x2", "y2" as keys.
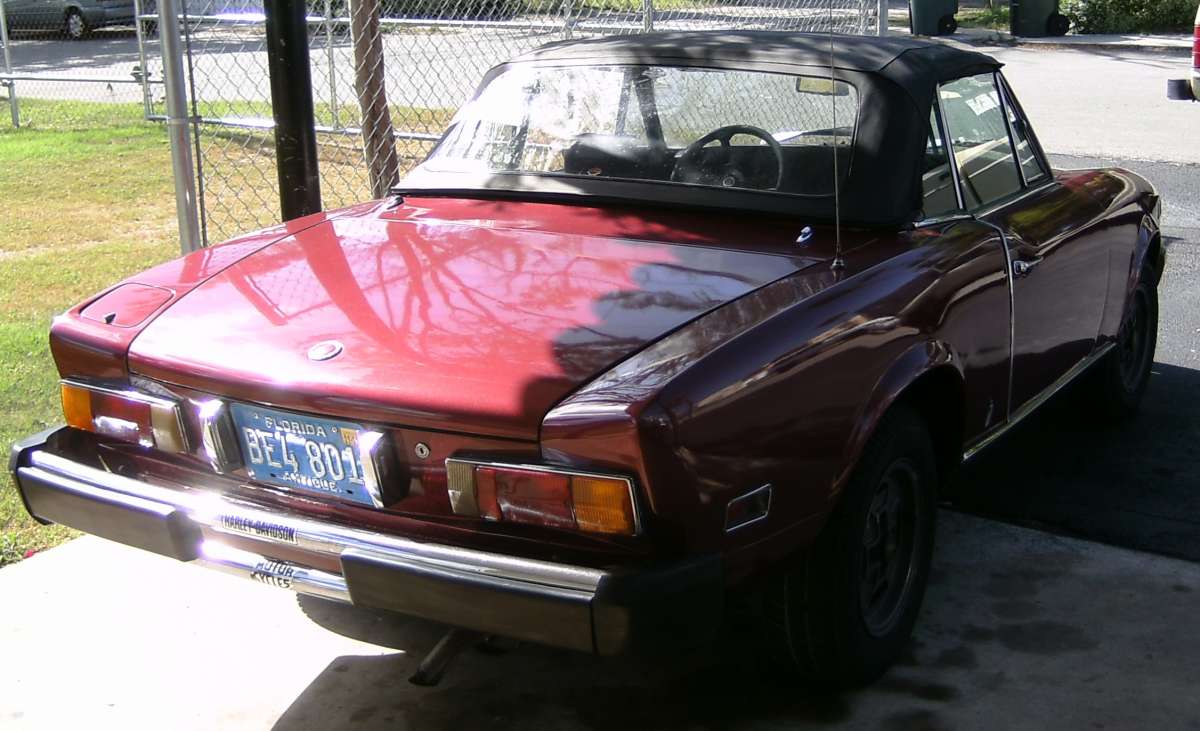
[
  {"x1": 178, "y1": 0, "x2": 883, "y2": 244},
  {"x1": 0, "y1": 0, "x2": 167, "y2": 127},
  {"x1": 1, "y1": 0, "x2": 885, "y2": 244}
]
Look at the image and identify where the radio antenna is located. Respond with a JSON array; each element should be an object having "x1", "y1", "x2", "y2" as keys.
[{"x1": 828, "y1": 2, "x2": 844, "y2": 272}]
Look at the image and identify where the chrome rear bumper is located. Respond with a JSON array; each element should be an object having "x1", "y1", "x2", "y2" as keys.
[{"x1": 10, "y1": 429, "x2": 720, "y2": 655}]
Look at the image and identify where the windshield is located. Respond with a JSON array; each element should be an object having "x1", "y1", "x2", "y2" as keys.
[{"x1": 423, "y1": 64, "x2": 859, "y2": 196}]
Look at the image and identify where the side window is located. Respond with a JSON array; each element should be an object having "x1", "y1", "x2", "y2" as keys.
[
  {"x1": 1001, "y1": 79, "x2": 1048, "y2": 185},
  {"x1": 938, "y1": 73, "x2": 1022, "y2": 209},
  {"x1": 920, "y1": 108, "x2": 959, "y2": 219}
]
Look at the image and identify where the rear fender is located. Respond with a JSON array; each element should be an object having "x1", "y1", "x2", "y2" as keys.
[{"x1": 837, "y1": 339, "x2": 961, "y2": 497}]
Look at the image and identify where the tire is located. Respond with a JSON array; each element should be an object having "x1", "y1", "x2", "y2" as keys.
[
  {"x1": 64, "y1": 9, "x2": 89, "y2": 40},
  {"x1": 1089, "y1": 271, "x2": 1158, "y2": 419},
  {"x1": 762, "y1": 405, "x2": 938, "y2": 688},
  {"x1": 937, "y1": 14, "x2": 958, "y2": 35},
  {"x1": 1047, "y1": 13, "x2": 1070, "y2": 37}
]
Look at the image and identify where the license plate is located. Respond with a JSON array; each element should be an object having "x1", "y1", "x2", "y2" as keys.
[{"x1": 230, "y1": 403, "x2": 377, "y2": 507}]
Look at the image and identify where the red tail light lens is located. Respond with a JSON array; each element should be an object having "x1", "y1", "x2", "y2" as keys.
[
  {"x1": 476, "y1": 466, "x2": 575, "y2": 529},
  {"x1": 60, "y1": 380, "x2": 187, "y2": 452},
  {"x1": 1193, "y1": 24, "x2": 1199, "y2": 69},
  {"x1": 447, "y1": 460, "x2": 639, "y2": 535}
]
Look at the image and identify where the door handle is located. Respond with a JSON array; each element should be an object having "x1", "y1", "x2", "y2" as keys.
[{"x1": 1013, "y1": 256, "x2": 1044, "y2": 278}]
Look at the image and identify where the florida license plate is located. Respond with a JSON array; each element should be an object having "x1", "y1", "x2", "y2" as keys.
[{"x1": 230, "y1": 403, "x2": 377, "y2": 507}]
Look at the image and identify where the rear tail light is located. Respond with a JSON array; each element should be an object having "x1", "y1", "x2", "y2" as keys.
[
  {"x1": 446, "y1": 459, "x2": 640, "y2": 536},
  {"x1": 60, "y1": 380, "x2": 187, "y2": 452},
  {"x1": 1193, "y1": 22, "x2": 1199, "y2": 71}
]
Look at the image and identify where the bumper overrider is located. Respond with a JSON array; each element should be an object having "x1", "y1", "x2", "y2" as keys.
[{"x1": 10, "y1": 428, "x2": 721, "y2": 656}]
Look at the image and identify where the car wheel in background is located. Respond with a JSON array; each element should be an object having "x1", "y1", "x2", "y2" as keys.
[
  {"x1": 761, "y1": 405, "x2": 938, "y2": 688},
  {"x1": 937, "y1": 14, "x2": 958, "y2": 35},
  {"x1": 1047, "y1": 12, "x2": 1070, "y2": 36},
  {"x1": 64, "y1": 9, "x2": 89, "y2": 40},
  {"x1": 1090, "y1": 270, "x2": 1158, "y2": 419}
]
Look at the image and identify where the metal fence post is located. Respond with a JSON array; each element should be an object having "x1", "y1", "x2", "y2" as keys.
[
  {"x1": 133, "y1": 0, "x2": 153, "y2": 119},
  {"x1": 642, "y1": 0, "x2": 653, "y2": 33},
  {"x1": 562, "y1": 0, "x2": 573, "y2": 39},
  {"x1": 264, "y1": 0, "x2": 322, "y2": 221},
  {"x1": 877, "y1": 0, "x2": 887, "y2": 35},
  {"x1": 0, "y1": 0, "x2": 19, "y2": 127},
  {"x1": 325, "y1": 0, "x2": 338, "y2": 129},
  {"x1": 158, "y1": 0, "x2": 202, "y2": 254}
]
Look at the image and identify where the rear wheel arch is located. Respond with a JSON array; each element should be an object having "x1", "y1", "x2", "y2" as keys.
[
  {"x1": 1144, "y1": 231, "x2": 1165, "y2": 286},
  {"x1": 892, "y1": 366, "x2": 966, "y2": 484},
  {"x1": 843, "y1": 342, "x2": 965, "y2": 495}
]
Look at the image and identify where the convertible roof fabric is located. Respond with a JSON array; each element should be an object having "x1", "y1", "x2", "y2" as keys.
[{"x1": 514, "y1": 31, "x2": 1001, "y2": 104}]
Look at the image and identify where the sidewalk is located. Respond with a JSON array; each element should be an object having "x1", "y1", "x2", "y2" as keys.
[
  {"x1": 887, "y1": 9, "x2": 1193, "y2": 55},
  {"x1": 3, "y1": 512, "x2": 1199, "y2": 729},
  {"x1": 959, "y1": 27, "x2": 1192, "y2": 54}
]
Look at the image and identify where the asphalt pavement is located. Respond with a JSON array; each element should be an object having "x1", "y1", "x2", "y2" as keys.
[{"x1": 952, "y1": 154, "x2": 1200, "y2": 563}]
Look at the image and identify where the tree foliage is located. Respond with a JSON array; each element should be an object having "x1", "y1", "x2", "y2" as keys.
[{"x1": 1061, "y1": 0, "x2": 1196, "y2": 34}]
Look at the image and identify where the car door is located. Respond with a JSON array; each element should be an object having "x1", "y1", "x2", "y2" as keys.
[{"x1": 937, "y1": 71, "x2": 1109, "y2": 413}]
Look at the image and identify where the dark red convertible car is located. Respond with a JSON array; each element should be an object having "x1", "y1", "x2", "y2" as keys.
[{"x1": 10, "y1": 32, "x2": 1163, "y2": 686}]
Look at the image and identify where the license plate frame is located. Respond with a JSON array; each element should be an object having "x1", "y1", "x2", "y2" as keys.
[{"x1": 229, "y1": 403, "x2": 379, "y2": 508}]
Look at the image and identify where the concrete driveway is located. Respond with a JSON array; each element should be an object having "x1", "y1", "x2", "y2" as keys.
[{"x1": 2, "y1": 512, "x2": 1199, "y2": 730}]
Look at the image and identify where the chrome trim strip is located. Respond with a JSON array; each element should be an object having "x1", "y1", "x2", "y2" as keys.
[
  {"x1": 913, "y1": 212, "x2": 975, "y2": 230},
  {"x1": 444, "y1": 457, "x2": 643, "y2": 536},
  {"x1": 963, "y1": 342, "x2": 1115, "y2": 462},
  {"x1": 356, "y1": 430, "x2": 388, "y2": 509},
  {"x1": 972, "y1": 218, "x2": 1018, "y2": 422},
  {"x1": 994, "y1": 70, "x2": 1027, "y2": 189},
  {"x1": 26, "y1": 450, "x2": 606, "y2": 594},
  {"x1": 932, "y1": 89, "x2": 967, "y2": 212},
  {"x1": 197, "y1": 540, "x2": 351, "y2": 603},
  {"x1": 725, "y1": 483, "x2": 772, "y2": 533},
  {"x1": 198, "y1": 399, "x2": 242, "y2": 474},
  {"x1": 445, "y1": 459, "x2": 479, "y2": 517}
]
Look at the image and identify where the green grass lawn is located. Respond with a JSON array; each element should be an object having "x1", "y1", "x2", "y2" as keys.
[
  {"x1": 0, "y1": 100, "x2": 180, "y2": 566},
  {"x1": 957, "y1": 4, "x2": 1010, "y2": 30},
  {"x1": 0, "y1": 98, "x2": 447, "y2": 566}
]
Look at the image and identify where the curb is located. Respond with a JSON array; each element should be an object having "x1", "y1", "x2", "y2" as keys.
[
  {"x1": 1014, "y1": 38, "x2": 1192, "y2": 56},
  {"x1": 921, "y1": 27, "x2": 1193, "y2": 56}
]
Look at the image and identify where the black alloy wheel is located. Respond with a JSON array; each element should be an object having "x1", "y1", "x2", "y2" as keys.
[
  {"x1": 1117, "y1": 287, "x2": 1153, "y2": 395},
  {"x1": 859, "y1": 459, "x2": 924, "y2": 638},
  {"x1": 761, "y1": 405, "x2": 938, "y2": 688},
  {"x1": 1089, "y1": 270, "x2": 1158, "y2": 418}
]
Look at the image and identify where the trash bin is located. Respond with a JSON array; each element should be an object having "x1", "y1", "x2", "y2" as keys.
[
  {"x1": 1011, "y1": 0, "x2": 1070, "y2": 37},
  {"x1": 909, "y1": 0, "x2": 959, "y2": 36}
]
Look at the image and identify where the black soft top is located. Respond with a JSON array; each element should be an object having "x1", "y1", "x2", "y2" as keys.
[
  {"x1": 514, "y1": 31, "x2": 1000, "y2": 104},
  {"x1": 401, "y1": 32, "x2": 1004, "y2": 227}
]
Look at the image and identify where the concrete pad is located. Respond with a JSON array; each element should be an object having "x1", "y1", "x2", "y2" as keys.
[{"x1": 2, "y1": 512, "x2": 1199, "y2": 729}]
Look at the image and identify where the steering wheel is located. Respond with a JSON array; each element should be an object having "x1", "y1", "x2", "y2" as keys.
[{"x1": 670, "y1": 124, "x2": 785, "y2": 191}]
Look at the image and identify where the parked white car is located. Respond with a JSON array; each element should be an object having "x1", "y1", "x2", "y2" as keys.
[{"x1": 1167, "y1": 2, "x2": 1199, "y2": 101}]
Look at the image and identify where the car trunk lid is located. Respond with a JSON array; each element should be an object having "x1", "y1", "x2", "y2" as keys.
[{"x1": 127, "y1": 198, "x2": 826, "y2": 440}]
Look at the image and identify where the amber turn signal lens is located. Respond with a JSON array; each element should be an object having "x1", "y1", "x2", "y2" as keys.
[
  {"x1": 60, "y1": 382, "x2": 94, "y2": 431},
  {"x1": 571, "y1": 476, "x2": 638, "y2": 535}
]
